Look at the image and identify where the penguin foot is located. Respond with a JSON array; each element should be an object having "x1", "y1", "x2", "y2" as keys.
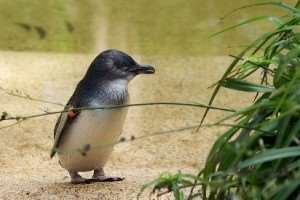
[
  {"x1": 71, "y1": 177, "x2": 89, "y2": 184},
  {"x1": 90, "y1": 175, "x2": 124, "y2": 182},
  {"x1": 69, "y1": 171, "x2": 89, "y2": 184},
  {"x1": 90, "y1": 169, "x2": 124, "y2": 182}
]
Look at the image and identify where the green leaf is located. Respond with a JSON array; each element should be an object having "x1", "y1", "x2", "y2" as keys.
[
  {"x1": 296, "y1": 0, "x2": 300, "y2": 8},
  {"x1": 220, "y1": 78, "x2": 275, "y2": 93},
  {"x1": 268, "y1": 16, "x2": 285, "y2": 27},
  {"x1": 283, "y1": 118, "x2": 300, "y2": 146},
  {"x1": 198, "y1": 29, "x2": 290, "y2": 131},
  {"x1": 272, "y1": 179, "x2": 300, "y2": 200},
  {"x1": 238, "y1": 146, "x2": 300, "y2": 169},
  {"x1": 222, "y1": 1, "x2": 300, "y2": 20}
]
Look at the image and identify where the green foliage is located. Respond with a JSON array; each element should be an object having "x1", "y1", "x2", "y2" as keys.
[
  {"x1": 140, "y1": 1, "x2": 300, "y2": 199},
  {"x1": 138, "y1": 172, "x2": 197, "y2": 200},
  {"x1": 201, "y1": 1, "x2": 300, "y2": 199}
]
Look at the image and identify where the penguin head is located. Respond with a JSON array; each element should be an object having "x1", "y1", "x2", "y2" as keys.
[{"x1": 87, "y1": 49, "x2": 155, "y2": 81}]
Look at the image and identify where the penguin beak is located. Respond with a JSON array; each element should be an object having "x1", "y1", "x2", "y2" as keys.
[{"x1": 130, "y1": 64, "x2": 155, "y2": 74}]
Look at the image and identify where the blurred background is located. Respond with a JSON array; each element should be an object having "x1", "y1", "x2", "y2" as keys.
[
  {"x1": 0, "y1": 0, "x2": 290, "y2": 55},
  {"x1": 0, "y1": 0, "x2": 295, "y2": 199}
]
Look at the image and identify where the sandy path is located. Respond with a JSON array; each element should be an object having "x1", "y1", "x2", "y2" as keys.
[{"x1": 0, "y1": 51, "x2": 251, "y2": 199}]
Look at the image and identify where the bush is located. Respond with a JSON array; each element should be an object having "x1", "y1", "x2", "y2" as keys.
[{"x1": 140, "y1": 1, "x2": 300, "y2": 199}]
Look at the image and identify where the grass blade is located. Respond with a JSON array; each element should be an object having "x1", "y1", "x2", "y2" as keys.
[
  {"x1": 238, "y1": 146, "x2": 300, "y2": 169},
  {"x1": 222, "y1": 1, "x2": 300, "y2": 20},
  {"x1": 220, "y1": 78, "x2": 275, "y2": 93}
]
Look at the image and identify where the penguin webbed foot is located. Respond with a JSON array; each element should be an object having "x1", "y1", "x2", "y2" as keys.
[
  {"x1": 90, "y1": 175, "x2": 125, "y2": 182},
  {"x1": 90, "y1": 169, "x2": 124, "y2": 182},
  {"x1": 69, "y1": 171, "x2": 89, "y2": 184},
  {"x1": 69, "y1": 169, "x2": 124, "y2": 184}
]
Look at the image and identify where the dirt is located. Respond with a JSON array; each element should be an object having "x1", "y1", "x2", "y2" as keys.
[{"x1": 0, "y1": 51, "x2": 252, "y2": 199}]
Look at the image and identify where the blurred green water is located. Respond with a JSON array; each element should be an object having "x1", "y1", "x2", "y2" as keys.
[{"x1": 0, "y1": 0, "x2": 294, "y2": 56}]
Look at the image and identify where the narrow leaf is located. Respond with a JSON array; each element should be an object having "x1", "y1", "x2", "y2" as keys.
[
  {"x1": 238, "y1": 146, "x2": 300, "y2": 169},
  {"x1": 220, "y1": 78, "x2": 275, "y2": 93}
]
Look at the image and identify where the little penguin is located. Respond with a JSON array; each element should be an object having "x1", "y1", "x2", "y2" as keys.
[{"x1": 50, "y1": 49, "x2": 155, "y2": 184}]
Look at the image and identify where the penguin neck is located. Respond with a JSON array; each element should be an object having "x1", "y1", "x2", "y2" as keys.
[
  {"x1": 104, "y1": 79, "x2": 128, "y2": 94},
  {"x1": 91, "y1": 78, "x2": 129, "y2": 105}
]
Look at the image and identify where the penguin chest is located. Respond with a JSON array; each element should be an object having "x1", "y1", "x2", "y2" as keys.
[{"x1": 58, "y1": 108, "x2": 128, "y2": 172}]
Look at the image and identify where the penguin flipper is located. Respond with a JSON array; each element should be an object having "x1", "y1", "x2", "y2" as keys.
[{"x1": 50, "y1": 105, "x2": 80, "y2": 158}]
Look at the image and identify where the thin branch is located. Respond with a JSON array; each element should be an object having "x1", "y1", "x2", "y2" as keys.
[
  {"x1": 121, "y1": 124, "x2": 200, "y2": 143},
  {"x1": 0, "y1": 102, "x2": 236, "y2": 122},
  {"x1": 0, "y1": 86, "x2": 64, "y2": 106}
]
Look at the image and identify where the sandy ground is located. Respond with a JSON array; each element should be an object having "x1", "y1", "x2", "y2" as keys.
[{"x1": 0, "y1": 51, "x2": 252, "y2": 199}]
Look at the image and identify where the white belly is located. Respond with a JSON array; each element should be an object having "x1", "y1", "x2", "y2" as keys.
[{"x1": 58, "y1": 108, "x2": 127, "y2": 172}]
